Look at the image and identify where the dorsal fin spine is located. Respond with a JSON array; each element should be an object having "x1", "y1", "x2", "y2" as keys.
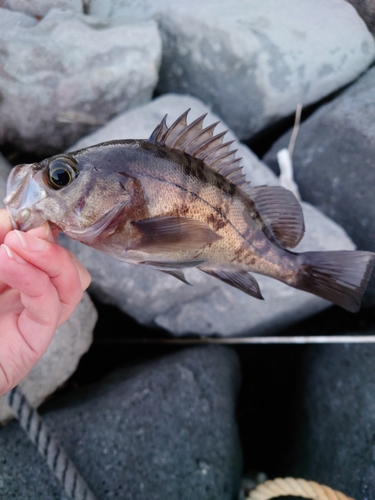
[
  {"x1": 172, "y1": 113, "x2": 207, "y2": 149},
  {"x1": 163, "y1": 109, "x2": 190, "y2": 146},
  {"x1": 194, "y1": 132, "x2": 228, "y2": 158},
  {"x1": 149, "y1": 110, "x2": 250, "y2": 191},
  {"x1": 206, "y1": 149, "x2": 238, "y2": 166}
]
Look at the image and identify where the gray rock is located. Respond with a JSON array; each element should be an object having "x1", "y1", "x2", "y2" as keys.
[
  {"x1": 89, "y1": 0, "x2": 375, "y2": 139},
  {"x1": 0, "y1": 153, "x2": 97, "y2": 423},
  {"x1": 292, "y1": 340, "x2": 375, "y2": 499},
  {"x1": 0, "y1": 8, "x2": 161, "y2": 154},
  {"x1": 0, "y1": 346, "x2": 242, "y2": 500},
  {"x1": 63, "y1": 94, "x2": 356, "y2": 337},
  {"x1": 345, "y1": 0, "x2": 375, "y2": 33},
  {"x1": 264, "y1": 66, "x2": 375, "y2": 305},
  {"x1": 0, "y1": 153, "x2": 11, "y2": 198},
  {"x1": 4, "y1": 0, "x2": 82, "y2": 17}
]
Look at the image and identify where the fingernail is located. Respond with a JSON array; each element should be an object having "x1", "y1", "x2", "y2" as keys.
[
  {"x1": 1, "y1": 244, "x2": 26, "y2": 264},
  {"x1": 14, "y1": 230, "x2": 28, "y2": 250},
  {"x1": 14, "y1": 230, "x2": 48, "y2": 252},
  {"x1": 41, "y1": 222, "x2": 55, "y2": 243}
]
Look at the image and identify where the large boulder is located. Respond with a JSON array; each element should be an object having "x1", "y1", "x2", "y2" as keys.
[
  {"x1": 62, "y1": 93, "x2": 357, "y2": 337},
  {"x1": 265, "y1": 66, "x2": 375, "y2": 305},
  {"x1": 0, "y1": 8, "x2": 161, "y2": 154},
  {"x1": 90, "y1": 0, "x2": 375, "y2": 139},
  {"x1": 0, "y1": 346, "x2": 242, "y2": 500},
  {"x1": 4, "y1": 0, "x2": 82, "y2": 17},
  {"x1": 292, "y1": 340, "x2": 375, "y2": 500}
]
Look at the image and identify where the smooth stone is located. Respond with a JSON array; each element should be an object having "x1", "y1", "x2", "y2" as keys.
[
  {"x1": 0, "y1": 346, "x2": 242, "y2": 500},
  {"x1": 264, "y1": 66, "x2": 375, "y2": 306},
  {"x1": 292, "y1": 339, "x2": 375, "y2": 499},
  {"x1": 62, "y1": 93, "x2": 356, "y2": 337},
  {"x1": 0, "y1": 8, "x2": 161, "y2": 154},
  {"x1": 4, "y1": 0, "x2": 82, "y2": 17},
  {"x1": 0, "y1": 153, "x2": 97, "y2": 423},
  {"x1": 89, "y1": 0, "x2": 375, "y2": 139}
]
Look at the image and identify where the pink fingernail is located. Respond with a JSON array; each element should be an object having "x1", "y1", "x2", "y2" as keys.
[
  {"x1": 15, "y1": 230, "x2": 48, "y2": 252},
  {"x1": 14, "y1": 230, "x2": 28, "y2": 250},
  {"x1": 1, "y1": 244, "x2": 26, "y2": 264},
  {"x1": 39, "y1": 222, "x2": 54, "y2": 243}
]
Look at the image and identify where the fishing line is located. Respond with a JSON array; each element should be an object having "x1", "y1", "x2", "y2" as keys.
[{"x1": 94, "y1": 335, "x2": 375, "y2": 345}]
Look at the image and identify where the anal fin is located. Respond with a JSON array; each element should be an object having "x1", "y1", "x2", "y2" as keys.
[
  {"x1": 159, "y1": 269, "x2": 191, "y2": 285},
  {"x1": 199, "y1": 267, "x2": 264, "y2": 299},
  {"x1": 139, "y1": 259, "x2": 206, "y2": 285}
]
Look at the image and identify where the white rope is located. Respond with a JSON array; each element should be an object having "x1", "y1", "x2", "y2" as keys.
[
  {"x1": 7, "y1": 386, "x2": 98, "y2": 500},
  {"x1": 247, "y1": 477, "x2": 355, "y2": 500}
]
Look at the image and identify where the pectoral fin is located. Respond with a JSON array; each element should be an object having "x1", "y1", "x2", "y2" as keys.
[
  {"x1": 199, "y1": 267, "x2": 264, "y2": 299},
  {"x1": 131, "y1": 216, "x2": 222, "y2": 253},
  {"x1": 247, "y1": 185, "x2": 305, "y2": 248}
]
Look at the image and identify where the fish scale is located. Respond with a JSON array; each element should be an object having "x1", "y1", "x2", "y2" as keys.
[{"x1": 4, "y1": 110, "x2": 375, "y2": 312}]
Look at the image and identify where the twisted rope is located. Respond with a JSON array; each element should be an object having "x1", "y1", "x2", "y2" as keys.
[
  {"x1": 247, "y1": 477, "x2": 355, "y2": 500},
  {"x1": 7, "y1": 386, "x2": 98, "y2": 500}
]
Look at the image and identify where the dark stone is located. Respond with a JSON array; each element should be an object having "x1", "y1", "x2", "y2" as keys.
[
  {"x1": 292, "y1": 340, "x2": 375, "y2": 499},
  {"x1": 346, "y1": 0, "x2": 375, "y2": 33},
  {"x1": 0, "y1": 346, "x2": 242, "y2": 500},
  {"x1": 264, "y1": 67, "x2": 375, "y2": 306}
]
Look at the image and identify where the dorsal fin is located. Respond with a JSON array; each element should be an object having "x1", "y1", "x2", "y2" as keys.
[
  {"x1": 247, "y1": 185, "x2": 305, "y2": 248},
  {"x1": 149, "y1": 110, "x2": 249, "y2": 190}
]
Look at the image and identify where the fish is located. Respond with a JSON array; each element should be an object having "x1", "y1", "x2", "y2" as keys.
[{"x1": 4, "y1": 110, "x2": 375, "y2": 312}]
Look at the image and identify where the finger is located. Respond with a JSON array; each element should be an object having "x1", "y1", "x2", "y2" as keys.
[
  {"x1": 19, "y1": 225, "x2": 90, "y2": 290},
  {"x1": 0, "y1": 209, "x2": 13, "y2": 244},
  {"x1": 66, "y1": 250, "x2": 91, "y2": 291},
  {"x1": 27, "y1": 222, "x2": 55, "y2": 243},
  {"x1": 4, "y1": 230, "x2": 86, "y2": 318},
  {"x1": 0, "y1": 245, "x2": 61, "y2": 352}
]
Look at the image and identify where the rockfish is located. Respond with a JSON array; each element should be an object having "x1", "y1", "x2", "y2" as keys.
[{"x1": 4, "y1": 110, "x2": 375, "y2": 312}]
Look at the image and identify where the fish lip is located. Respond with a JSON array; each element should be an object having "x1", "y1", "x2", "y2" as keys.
[
  {"x1": 7, "y1": 211, "x2": 20, "y2": 230},
  {"x1": 4, "y1": 163, "x2": 47, "y2": 231}
]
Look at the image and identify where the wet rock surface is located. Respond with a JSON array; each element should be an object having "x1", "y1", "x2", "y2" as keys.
[
  {"x1": 291, "y1": 339, "x2": 375, "y2": 500},
  {"x1": 90, "y1": 0, "x2": 375, "y2": 139},
  {"x1": 0, "y1": 8, "x2": 161, "y2": 154},
  {"x1": 0, "y1": 346, "x2": 242, "y2": 500}
]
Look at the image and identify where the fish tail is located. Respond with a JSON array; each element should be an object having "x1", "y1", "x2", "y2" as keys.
[{"x1": 295, "y1": 250, "x2": 375, "y2": 312}]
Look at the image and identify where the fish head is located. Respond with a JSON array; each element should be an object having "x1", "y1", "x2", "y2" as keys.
[{"x1": 4, "y1": 149, "x2": 134, "y2": 243}]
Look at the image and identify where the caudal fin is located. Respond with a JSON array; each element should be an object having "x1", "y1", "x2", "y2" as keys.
[{"x1": 296, "y1": 250, "x2": 375, "y2": 312}]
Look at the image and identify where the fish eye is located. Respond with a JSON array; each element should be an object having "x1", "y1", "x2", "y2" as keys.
[{"x1": 45, "y1": 158, "x2": 78, "y2": 190}]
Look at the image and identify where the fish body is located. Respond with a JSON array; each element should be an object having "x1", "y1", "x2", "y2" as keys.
[{"x1": 4, "y1": 111, "x2": 375, "y2": 312}]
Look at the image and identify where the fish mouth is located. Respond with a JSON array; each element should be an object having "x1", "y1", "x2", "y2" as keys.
[{"x1": 4, "y1": 164, "x2": 47, "y2": 231}]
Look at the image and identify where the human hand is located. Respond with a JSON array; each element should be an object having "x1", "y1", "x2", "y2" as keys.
[{"x1": 0, "y1": 209, "x2": 91, "y2": 396}]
